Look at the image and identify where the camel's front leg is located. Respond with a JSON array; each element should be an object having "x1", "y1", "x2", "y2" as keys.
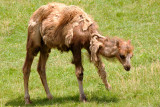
[
  {"x1": 94, "y1": 57, "x2": 111, "y2": 90},
  {"x1": 71, "y1": 47, "x2": 87, "y2": 102}
]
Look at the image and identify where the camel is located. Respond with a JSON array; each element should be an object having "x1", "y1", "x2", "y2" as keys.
[{"x1": 23, "y1": 2, "x2": 134, "y2": 104}]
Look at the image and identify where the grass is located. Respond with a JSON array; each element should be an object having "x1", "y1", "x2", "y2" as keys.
[{"x1": 0, "y1": 0, "x2": 160, "y2": 106}]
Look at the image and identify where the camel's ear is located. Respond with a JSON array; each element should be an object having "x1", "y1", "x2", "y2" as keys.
[
  {"x1": 116, "y1": 40, "x2": 119, "y2": 48},
  {"x1": 90, "y1": 35, "x2": 103, "y2": 62},
  {"x1": 127, "y1": 40, "x2": 131, "y2": 44}
]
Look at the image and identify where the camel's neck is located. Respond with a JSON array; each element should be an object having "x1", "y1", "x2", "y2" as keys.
[{"x1": 99, "y1": 37, "x2": 120, "y2": 58}]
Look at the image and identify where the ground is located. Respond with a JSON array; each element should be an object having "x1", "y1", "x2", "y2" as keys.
[{"x1": 0, "y1": 0, "x2": 160, "y2": 106}]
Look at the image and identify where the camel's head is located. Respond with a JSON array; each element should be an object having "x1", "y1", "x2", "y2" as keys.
[{"x1": 116, "y1": 40, "x2": 134, "y2": 71}]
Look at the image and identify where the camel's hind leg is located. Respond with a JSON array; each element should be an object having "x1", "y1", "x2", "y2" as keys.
[
  {"x1": 23, "y1": 45, "x2": 40, "y2": 104},
  {"x1": 37, "y1": 44, "x2": 53, "y2": 100},
  {"x1": 23, "y1": 25, "x2": 41, "y2": 104}
]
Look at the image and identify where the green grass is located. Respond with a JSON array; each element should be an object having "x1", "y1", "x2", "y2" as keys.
[{"x1": 0, "y1": 0, "x2": 160, "y2": 106}]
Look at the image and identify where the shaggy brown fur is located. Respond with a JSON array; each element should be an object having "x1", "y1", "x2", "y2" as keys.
[{"x1": 23, "y1": 2, "x2": 134, "y2": 104}]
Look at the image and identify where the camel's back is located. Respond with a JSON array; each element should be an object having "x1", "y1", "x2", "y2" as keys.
[
  {"x1": 28, "y1": 3, "x2": 66, "y2": 27},
  {"x1": 28, "y1": 2, "x2": 96, "y2": 50}
]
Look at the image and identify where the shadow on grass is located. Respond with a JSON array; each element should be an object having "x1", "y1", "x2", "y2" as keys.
[
  {"x1": 5, "y1": 95, "x2": 79, "y2": 106},
  {"x1": 5, "y1": 93, "x2": 119, "y2": 106},
  {"x1": 90, "y1": 93, "x2": 119, "y2": 103}
]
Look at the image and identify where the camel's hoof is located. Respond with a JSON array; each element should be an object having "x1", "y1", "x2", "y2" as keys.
[
  {"x1": 47, "y1": 94, "x2": 53, "y2": 100},
  {"x1": 80, "y1": 94, "x2": 87, "y2": 103},
  {"x1": 25, "y1": 98, "x2": 32, "y2": 104},
  {"x1": 106, "y1": 83, "x2": 112, "y2": 91}
]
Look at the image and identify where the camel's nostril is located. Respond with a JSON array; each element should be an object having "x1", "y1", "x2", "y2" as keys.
[{"x1": 125, "y1": 66, "x2": 130, "y2": 71}]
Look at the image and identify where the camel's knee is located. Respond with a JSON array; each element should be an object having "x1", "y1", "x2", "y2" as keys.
[
  {"x1": 76, "y1": 67, "x2": 84, "y2": 81},
  {"x1": 98, "y1": 70, "x2": 107, "y2": 79}
]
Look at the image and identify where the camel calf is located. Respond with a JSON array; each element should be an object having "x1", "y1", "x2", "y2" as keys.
[{"x1": 23, "y1": 2, "x2": 134, "y2": 104}]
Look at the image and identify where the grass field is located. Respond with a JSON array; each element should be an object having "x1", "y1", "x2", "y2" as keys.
[{"x1": 0, "y1": 0, "x2": 160, "y2": 106}]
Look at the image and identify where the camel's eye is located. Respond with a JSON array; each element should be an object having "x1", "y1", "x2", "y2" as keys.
[{"x1": 120, "y1": 54, "x2": 125, "y2": 59}]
